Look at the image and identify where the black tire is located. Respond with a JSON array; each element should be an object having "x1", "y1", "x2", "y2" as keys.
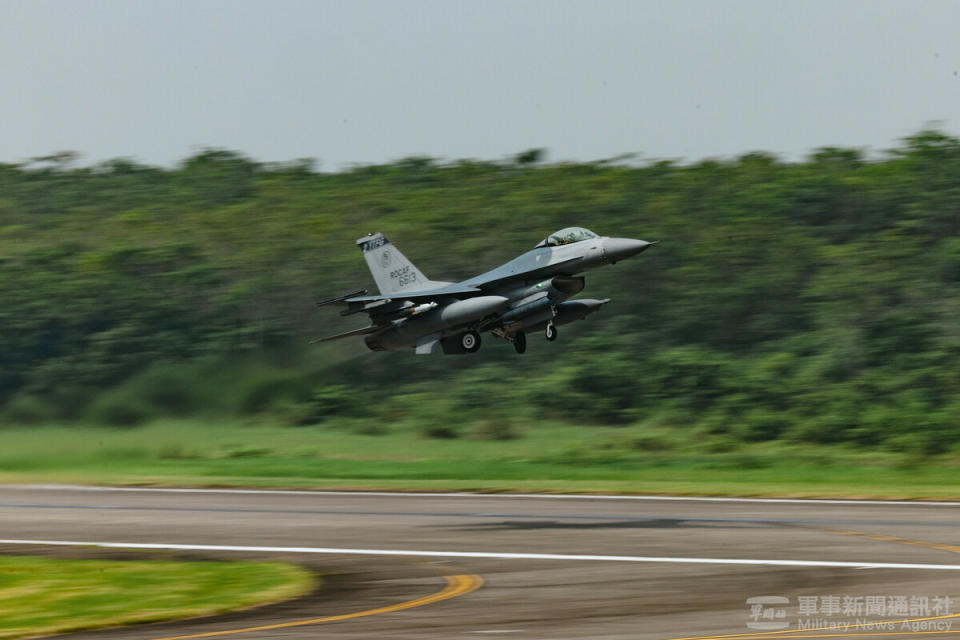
[
  {"x1": 545, "y1": 323, "x2": 557, "y2": 341},
  {"x1": 461, "y1": 331, "x2": 481, "y2": 353},
  {"x1": 513, "y1": 331, "x2": 527, "y2": 354}
]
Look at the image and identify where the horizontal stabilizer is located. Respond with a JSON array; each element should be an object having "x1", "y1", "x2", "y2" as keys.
[
  {"x1": 310, "y1": 325, "x2": 380, "y2": 343},
  {"x1": 316, "y1": 289, "x2": 368, "y2": 308},
  {"x1": 344, "y1": 283, "x2": 482, "y2": 303}
]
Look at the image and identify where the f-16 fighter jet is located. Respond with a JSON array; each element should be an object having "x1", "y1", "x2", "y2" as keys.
[{"x1": 316, "y1": 227, "x2": 654, "y2": 354}]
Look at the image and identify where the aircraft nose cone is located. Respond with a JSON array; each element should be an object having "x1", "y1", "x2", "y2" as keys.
[{"x1": 604, "y1": 238, "x2": 654, "y2": 262}]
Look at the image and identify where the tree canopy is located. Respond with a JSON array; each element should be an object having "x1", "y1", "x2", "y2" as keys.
[{"x1": 2, "y1": 131, "x2": 960, "y2": 452}]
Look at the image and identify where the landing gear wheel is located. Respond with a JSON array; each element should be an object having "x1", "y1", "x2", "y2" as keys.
[
  {"x1": 545, "y1": 323, "x2": 558, "y2": 341},
  {"x1": 461, "y1": 331, "x2": 481, "y2": 353},
  {"x1": 513, "y1": 331, "x2": 527, "y2": 354}
]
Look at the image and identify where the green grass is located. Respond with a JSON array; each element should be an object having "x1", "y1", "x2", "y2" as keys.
[
  {"x1": 0, "y1": 554, "x2": 314, "y2": 639},
  {"x1": 1, "y1": 420, "x2": 959, "y2": 498}
]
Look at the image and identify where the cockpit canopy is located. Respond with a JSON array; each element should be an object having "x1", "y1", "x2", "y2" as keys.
[{"x1": 535, "y1": 227, "x2": 599, "y2": 248}]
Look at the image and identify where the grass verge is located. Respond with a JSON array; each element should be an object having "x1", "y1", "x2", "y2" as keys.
[
  {"x1": 0, "y1": 554, "x2": 314, "y2": 640},
  {"x1": 0, "y1": 420, "x2": 958, "y2": 498}
]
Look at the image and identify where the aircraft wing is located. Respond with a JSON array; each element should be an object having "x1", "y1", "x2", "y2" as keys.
[
  {"x1": 315, "y1": 252, "x2": 583, "y2": 343},
  {"x1": 313, "y1": 282, "x2": 485, "y2": 342},
  {"x1": 467, "y1": 256, "x2": 585, "y2": 290},
  {"x1": 319, "y1": 254, "x2": 581, "y2": 310}
]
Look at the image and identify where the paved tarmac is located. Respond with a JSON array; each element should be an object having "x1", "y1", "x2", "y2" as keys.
[{"x1": 1, "y1": 485, "x2": 959, "y2": 639}]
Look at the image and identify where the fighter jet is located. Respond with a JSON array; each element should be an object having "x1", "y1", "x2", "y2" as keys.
[{"x1": 316, "y1": 227, "x2": 654, "y2": 354}]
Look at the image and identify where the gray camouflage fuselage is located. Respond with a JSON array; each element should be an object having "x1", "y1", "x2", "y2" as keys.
[{"x1": 316, "y1": 227, "x2": 653, "y2": 355}]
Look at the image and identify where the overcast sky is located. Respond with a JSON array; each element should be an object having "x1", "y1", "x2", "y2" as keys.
[{"x1": 2, "y1": 0, "x2": 960, "y2": 168}]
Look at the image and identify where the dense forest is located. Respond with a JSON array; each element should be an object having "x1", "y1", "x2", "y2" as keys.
[{"x1": 2, "y1": 130, "x2": 960, "y2": 454}]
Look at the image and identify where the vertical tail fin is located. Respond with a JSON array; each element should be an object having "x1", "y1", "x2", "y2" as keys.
[{"x1": 356, "y1": 232, "x2": 447, "y2": 295}]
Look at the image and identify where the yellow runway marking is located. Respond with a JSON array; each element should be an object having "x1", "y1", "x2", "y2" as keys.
[
  {"x1": 823, "y1": 529, "x2": 960, "y2": 556},
  {"x1": 149, "y1": 574, "x2": 483, "y2": 640}
]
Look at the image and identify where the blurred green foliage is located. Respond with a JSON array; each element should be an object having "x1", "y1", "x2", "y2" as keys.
[{"x1": 2, "y1": 131, "x2": 960, "y2": 453}]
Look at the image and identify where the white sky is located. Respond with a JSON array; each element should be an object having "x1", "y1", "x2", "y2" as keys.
[{"x1": 2, "y1": 0, "x2": 959, "y2": 168}]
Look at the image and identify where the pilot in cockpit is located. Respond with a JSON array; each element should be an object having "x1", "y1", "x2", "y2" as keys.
[{"x1": 536, "y1": 227, "x2": 599, "y2": 248}]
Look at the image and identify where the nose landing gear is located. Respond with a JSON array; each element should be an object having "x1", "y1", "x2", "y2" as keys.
[{"x1": 545, "y1": 323, "x2": 557, "y2": 341}]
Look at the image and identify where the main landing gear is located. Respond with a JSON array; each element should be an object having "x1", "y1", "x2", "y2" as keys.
[
  {"x1": 461, "y1": 330, "x2": 481, "y2": 353},
  {"x1": 510, "y1": 325, "x2": 555, "y2": 354},
  {"x1": 545, "y1": 323, "x2": 558, "y2": 341},
  {"x1": 513, "y1": 331, "x2": 527, "y2": 354}
]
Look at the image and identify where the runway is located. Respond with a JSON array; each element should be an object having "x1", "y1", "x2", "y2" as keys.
[{"x1": 1, "y1": 486, "x2": 959, "y2": 639}]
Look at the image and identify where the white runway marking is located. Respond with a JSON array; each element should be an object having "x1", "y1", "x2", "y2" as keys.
[
  {"x1": 2, "y1": 538, "x2": 960, "y2": 571},
  {"x1": 12, "y1": 484, "x2": 960, "y2": 507}
]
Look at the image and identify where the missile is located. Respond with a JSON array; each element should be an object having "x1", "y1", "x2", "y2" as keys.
[
  {"x1": 552, "y1": 298, "x2": 610, "y2": 325},
  {"x1": 403, "y1": 301, "x2": 438, "y2": 316}
]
